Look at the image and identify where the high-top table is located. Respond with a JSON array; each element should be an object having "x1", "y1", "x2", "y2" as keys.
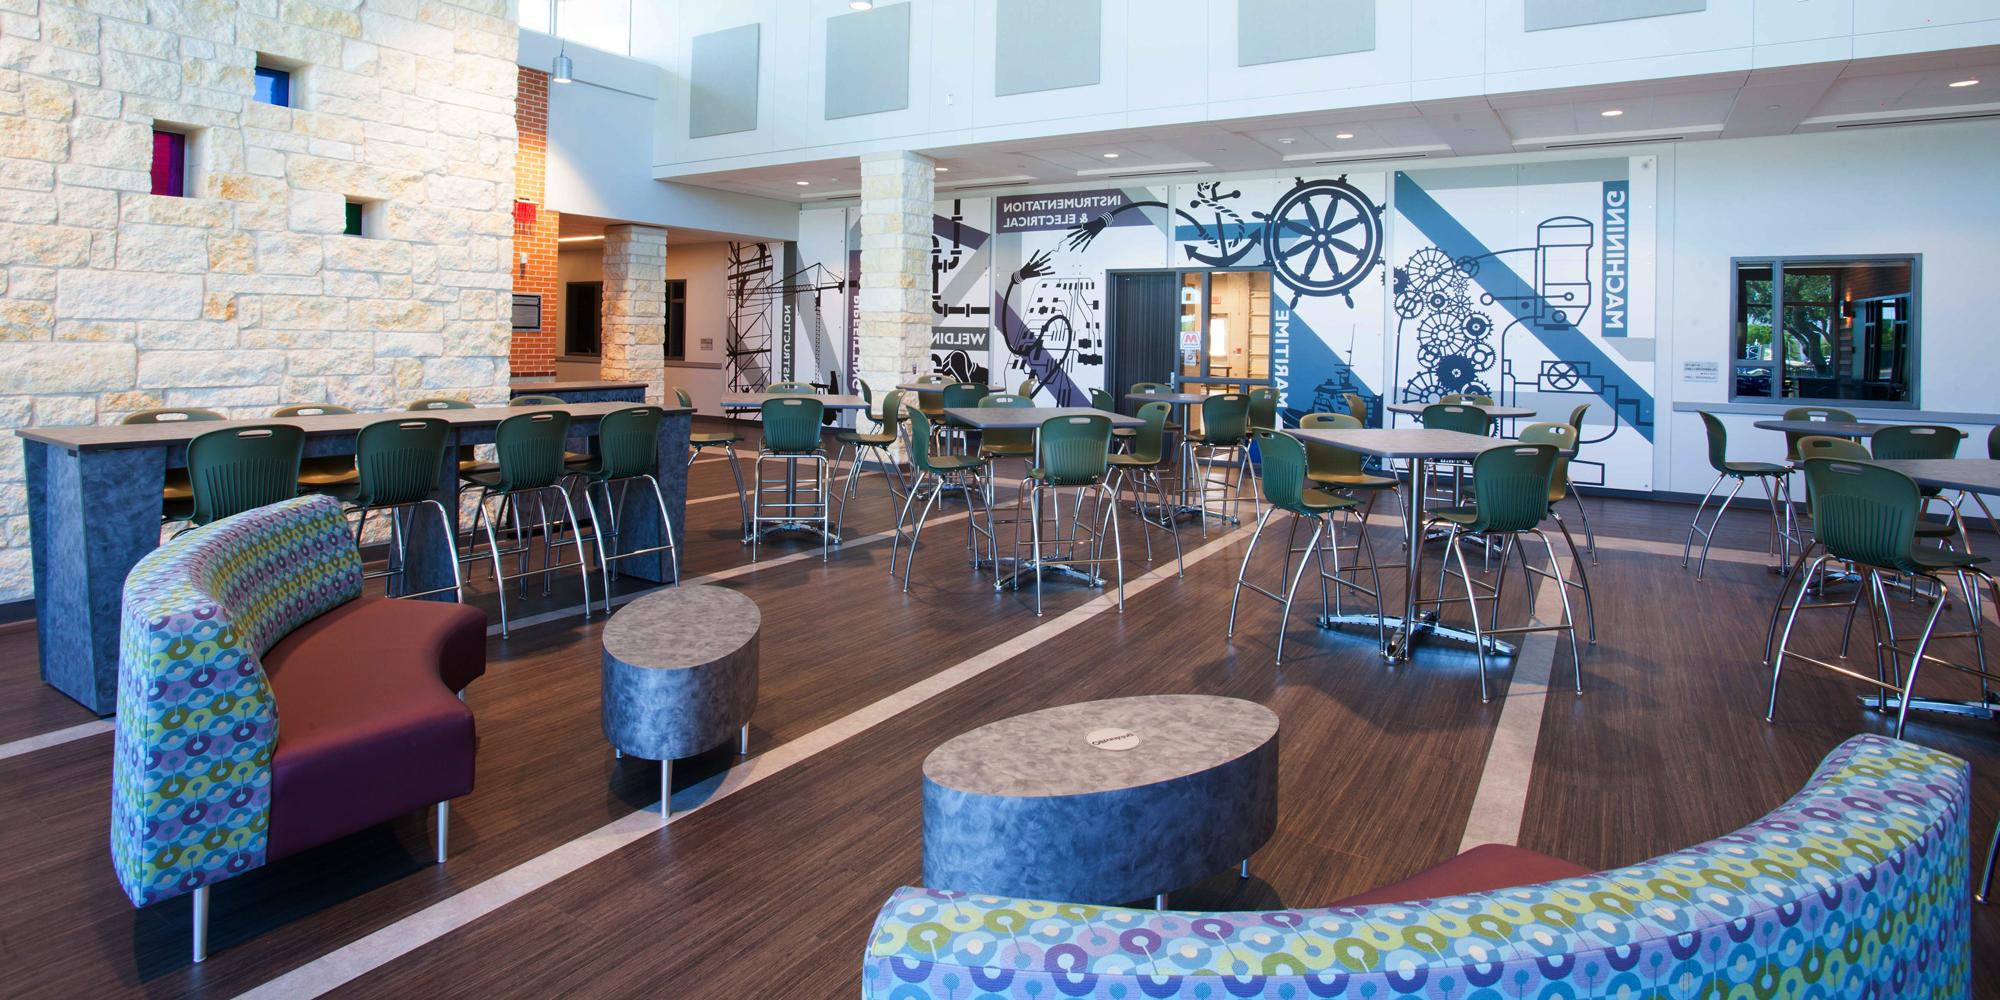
[
  {"x1": 509, "y1": 380, "x2": 647, "y2": 404},
  {"x1": 922, "y1": 695, "x2": 1278, "y2": 909},
  {"x1": 1385, "y1": 400, "x2": 1536, "y2": 436},
  {"x1": 17, "y1": 402, "x2": 691, "y2": 713},
  {"x1": 1287, "y1": 426, "x2": 1513, "y2": 662},
  {"x1": 945, "y1": 407, "x2": 1144, "y2": 590},
  {"x1": 1751, "y1": 418, "x2": 1895, "y2": 439},
  {"x1": 1125, "y1": 391, "x2": 1224, "y2": 523}
]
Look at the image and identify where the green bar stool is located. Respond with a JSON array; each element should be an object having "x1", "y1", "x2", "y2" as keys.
[
  {"x1": 1193, "y1": 392, "x2": 1253, "y2": 531},
  {"x1": 1247, "y1": 387, "x2": 1277, "y2": 432},
  {"x1": 1553, "y1": 403, "x2": 1599, "y2": 563},
  {"x1": 1441, "y1": 393, "x2": 1495, "y2": 406},
  {"x1": 1767, "y1": 458, "x2": 1998, "y2": 740},
  {"x1": 834, "y1": 389, "x2": 908, "y2": 539},
  {"x1": 1018, "y1": 376, "x2": 1039, "y2": 398},
  {"x1": 939, "y1": 382, "x2": 990, "y2": 454},
  {"x1": 184, "y1": 424, "x2": 306, "y2": 529},
  {"x1": 753, "y1": 395, "x2": 831, "y2": 561},
  {"x1": 675, "y1": 386, "x2": 748, "y2": 535},
  {"x1": 460, "y1": 409, "x2": 592, "y2": 636},
  {"x1": 274, "y1": 403, "x2": 359, "y2": 493},
  {"x1": 1974, "y1": 425, "x2": 2000, "y2": 540},
  {"x1": 1342, "y1": 392, "x2": 1369, "y2": 426},
  {"x1": 1684, "y1": 411, "x2": 1790, "y2": 580},
  {"x1": 1228, "y1": 429, "x2": 1383, "y2": 664},
  {"x1": 856, "y1": 378, "x2": 882, "y2": 430},
  {"x1": 573, "y1": 405, "x2": 679, "y2": 613},
  {"x1": 333, "y1": 417, "x2": 462, "y2": 601},
  {"x1": 769, "y1": 381, "x2": 817, "y2": 394},
  {"x1": 1516, "y1": 422, "x2": 1596, "y2": 645},
  {"x1": 1872, "y1": 424, "x2": 1969, "y2": 550},
  {"x1": 1107, "y1": 401, "x2": 1182, "y2": 575},
  {"x1": 124, "y1": 407, "x2": 224, "y2": 525},
  {"x1": 512, "y1": 394, "x2": 566, "y2": 406},
  {"x1": 1089, "y1": 388, "x2": 1137, "y2": 448},
  {"x1": 1299, "y1": 412, "x2": 1404, "y2": 548},
  {"x1": 1416, "y1": 442, "x2": 1581, "y2": 702},
  {"x1": 1419, "y1": 402, "x2": 1491, "y2": 508},
  {"x1": 891, "y1": 408, "x2": 995, "y2": 593},
  {"x1": 1008, "y1": 412, "x2": 1121, "y2": 616}
]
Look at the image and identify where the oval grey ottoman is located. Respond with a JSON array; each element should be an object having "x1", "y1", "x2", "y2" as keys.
[
  {"x1": 601, "y1": 584, "x2": 760, "y2": 819},
  {"x1": 922, "y1": 694, "x2": 1278, "y2": 908}
]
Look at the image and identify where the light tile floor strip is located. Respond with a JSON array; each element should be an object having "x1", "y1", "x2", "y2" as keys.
[
  {"x1": 0, "y1": 719, "x2": 113, "y2": 761},
  {"x1": 232, "y1": 527, "x2": 1245, "y2": 1000},
  {"x1": 1456, "y1": 544, "x2": 1571, "y2": 851}
]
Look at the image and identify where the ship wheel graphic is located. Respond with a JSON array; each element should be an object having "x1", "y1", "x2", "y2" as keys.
[{"x1": 1261, "y1": 176, "x2": 1384, "y2": 307}]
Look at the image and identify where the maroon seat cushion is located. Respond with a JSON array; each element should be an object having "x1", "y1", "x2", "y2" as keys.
[
  {"x1": 1331, "y1": 843, "x2": 1594, "y2": 907},
  {"x1": 263, "y1": 597, "x2": 487, "y2": 861}
]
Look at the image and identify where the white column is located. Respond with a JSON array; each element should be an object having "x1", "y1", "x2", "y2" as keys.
[
  {"x1": 601, "y1": 224, "x2": 669, "y2": 404},
  {"x1": 855, "y1": 150, "x2": 934, "y2": 398}
]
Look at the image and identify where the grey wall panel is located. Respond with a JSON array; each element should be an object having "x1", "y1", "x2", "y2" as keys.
[
  {"x1": 689, "y1": 24, "x2": 760, "y2": 138},
  {"x1": 1237, "y1": 0, "x2": 1375, "y2": 67},
  {"x1": 825, "y1": 2, "x2": 911, "y2": 120},
  {"x1": 995, "y1": 0, "x2": 1101, "y2": 98},
  {"x1": 1525, "y1": 0, "x2": 1705, "y2": 32}
]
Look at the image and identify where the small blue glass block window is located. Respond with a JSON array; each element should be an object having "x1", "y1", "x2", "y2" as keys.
[
  {"x1": 343, "y1": 201, "x2": 364, "y2": 236},
  {"x1": 254, "y1": 65, "x2": 291, "y2": 107}
]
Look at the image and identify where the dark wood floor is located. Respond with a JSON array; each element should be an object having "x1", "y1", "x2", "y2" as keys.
[{"x1": 3, "y1": 437, "x2": 1998, "y2": 998}]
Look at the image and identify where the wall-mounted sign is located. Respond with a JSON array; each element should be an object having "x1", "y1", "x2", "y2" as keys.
[
  {"x1": 511, "y1": 294, "x2": 541, "y2": 332},
  {"x1": 1680, "y1": 360, "x2": 1720, "y2": 384},
  {"x1": 931, "y1": 326, "x2": 989, "y2": 351}
]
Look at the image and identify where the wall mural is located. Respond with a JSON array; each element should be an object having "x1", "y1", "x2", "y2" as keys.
[
  {"x1": 929, "y1": 198, "x2": 994, "y2": 384},
  {"x1": 793, "y1": 207, "x2": 851, "y2": 388}
]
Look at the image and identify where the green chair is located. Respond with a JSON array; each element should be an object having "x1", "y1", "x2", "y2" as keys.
[
  {"x1": 274, "y1": 404, "x2": 359, "y2": 492},
  {"x1": 1018, "y1": 376, "x2": 1039, "y2": 398},
  {"x1": 1872, "y1": 425, "x2": 1969, "y2": 548},
  {"x1": 1298, "y1": 412, "x2": 1403, "y2": 531},
  {"x1": 1779, "y1": 406, "x2": 1858, "y2": 460},
  {"x1": 460, "y1": 409, "x2": 592, "y2": 636},
  {"x1": 572, "y1": 405, "x2": 679, "y2": 613},
  {"x1": 1418, "y1": 443, "x2": 1581, "y2": 702},
  {"x1": 1010, "y1": 412, "x2": 1121, "y2": 616},
  {"x1": 1797, "y1": 434, "x2": 1870, "y2": 462},
  {"x1": 857, "y1": 378, "x2": 884, "y2": 431},
  {"x1": 939, "y1": 382, "x2": 991, "y2": 453},
  {"x1": 753, "y1": 395, "x2": 831, "y2": 562},
  {"x1": 1419, "y1": 403, "x2": 1492, "y2": 506},
  {"x1": 1342, "y1": 392, "x2": 1369, "y2": 426},
  {"x1": 1556, "y1": 403, "x2": 1599, "y2": 562},
  {"x1": 834, "y1": 389, "x2": 907, "y2": 539},
  {"x1": 1766, "y1": 458, "x2": 1997, "y2": 740},
  {"x1": 1973, "y1": 425, "x2": 2000, "y2": 540},
  {"x1": 976, "y1": 394, "x2": 1036, "y2": 462},
  {"x1": 125, "y1": 407, "x2": 225, "y2": 524},
  {"x1": 1090, "y1": 387, "x2": 1137, "y2": 446},
  {"x1": 332, "y1": 417, "x2": 461, "y2": 601},
  {"x1": 891, "y1": 408, "x2": 994, "y2": 594},
  {"x1": 1193, "y1": 393, "x2": 1253, "y2": 530},
  {"x1": 1107, "y1": 401, "x2": 1181, "y2": 575},
  {"x1": 511, "y1": 394, "x2": 566, "y2": 407},
  {"x1": 185, "y1": 424, "x2": 306, "y2": 529},
  {"x1": 1228, "y1": 429, "x2": 1383, "y2": 664},
  {"x1": 1684, "y1": 411, "x2": 1791, "y2": 580},
  {"x1": 1132, "y1": 381, "x2": 1183, "y2": 435},
  {"x1": 1441, "y1": 393, "x2": 1495, "y2": 406},
  {"x1": 769, "y1": 381, "x2": 817, "y2": 394},
  {"x1": 1247, "y1": 387, "x2": 1278, "y2": 432},
  {"x1": 1516, "y1": 422, "x2": 1596, "y2": 645},
  {"x1": 674, "y1": 386, "x2": 748, "y2": 535}
]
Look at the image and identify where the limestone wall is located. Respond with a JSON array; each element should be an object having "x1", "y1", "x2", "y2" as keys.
[{"x1": 0, "y1": 0, "x2": 519, "y2": 601}]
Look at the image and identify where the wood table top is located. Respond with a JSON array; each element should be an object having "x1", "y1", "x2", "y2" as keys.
[
  {"x1": 1385, "y1": 401, "x2": 1537, "y2": 419},
  {"x1": 719, "y1": 393, "x2": 869, "y2": 410},
  {"x1": 1751, "y1": 419, "x2": 1895, "y2": 437},
  {"x1": 1286, "y1": 426, "x2": 1506, "y2": 460},
  {"x1": 943, "y1": 406, "x2": 1144, "y2": 430},
  {"x1": 14, "y1": 402, "x2": 689, "y2": 452},
  {"x1": 1868, "y1": 459, "x2": 2000, "y2": 494}
]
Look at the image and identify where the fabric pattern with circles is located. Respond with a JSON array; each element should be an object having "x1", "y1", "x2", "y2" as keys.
[
  {"x1": 111, "y1": 495, "x2": 364, "y2": 908},
  {"x1": 862, "y1": 734, "x2": 1968, "y2": 998}
]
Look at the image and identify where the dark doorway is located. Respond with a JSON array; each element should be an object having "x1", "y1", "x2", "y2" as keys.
[
  {"x1": 565, "y1": 281, "x2": 602, "y2": 356},
  {"x1": 1106, "y1": 271, "x2": 1179, "y2": 411}
]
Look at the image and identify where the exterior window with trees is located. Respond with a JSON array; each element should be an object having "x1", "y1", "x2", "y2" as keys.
[{"x1": 1731, "y1": 256, "x2": 1917, "y2": 404}]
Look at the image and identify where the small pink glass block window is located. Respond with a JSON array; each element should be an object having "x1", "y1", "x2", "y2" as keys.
[{"x1": 150, "y1": 129, "x2": 186, "y2": 197}]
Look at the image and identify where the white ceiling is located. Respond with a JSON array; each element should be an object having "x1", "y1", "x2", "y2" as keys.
[{"x1": 669, "y1": 46, "x2": 2000, "y2": 203}]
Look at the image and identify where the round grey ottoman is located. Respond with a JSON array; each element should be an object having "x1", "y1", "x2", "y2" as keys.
[
  {"x1": 601, "y1": 584, "x2": 760, "y2": 818},
  {"x1": 922, "y1": 694, "x2": 1278, "y2": 908}
]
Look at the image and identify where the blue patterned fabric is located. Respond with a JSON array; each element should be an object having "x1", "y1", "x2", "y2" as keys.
[
  {"x1": 110, "y1": 495, "x2": 362, "y2": 907},
  {"x1": 864, "y1": 735, "x2": 1968, "y2": 998}
]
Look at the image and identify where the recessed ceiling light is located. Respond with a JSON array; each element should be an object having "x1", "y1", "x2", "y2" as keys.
[
  {"x1": 849, "y1": 1, "x2": 873, "y2": 9},
  {"x1": 1949, "y1": 78, "x2": 1980, "y2": 88},
  {"x1": 1335, "y1": 132, "x2": 1354, "y2": 140},
  {"x1": 1101, "y1": 152, "x2": 1119, "y2": 159},
  {"x1": 1277, "y1": 137, "x2": 1295, "y2": 145},
  {"x1": 935, "y1": 166, "x2": 949, "y2": 172},
  {"x1": 795, "y1": 180, "x2": 810, "y2": 186},
  {"x1": 1600, "y1": 109, "x2": 1624, "y2": 117}
]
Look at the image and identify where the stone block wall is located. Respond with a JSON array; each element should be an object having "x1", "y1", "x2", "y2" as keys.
[
  {"x1": 854, "y1": 150, "x2": 932, "y2": 396},
  {"x1": 0, "y1": 0, "x2": 519, "y2": 602},
  {"x1": 600, "y1": 223, "x2": 665, "y2": 404}
]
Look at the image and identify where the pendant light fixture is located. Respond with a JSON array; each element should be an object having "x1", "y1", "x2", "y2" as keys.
[{"x1": 550, "y1": 0, "x2": 573, "y2": 84}]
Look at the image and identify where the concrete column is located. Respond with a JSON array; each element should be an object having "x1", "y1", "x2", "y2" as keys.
[
  {"x1": 855, "y1": 150, "x2": 934, "y2": 397},
  {"x1": 601, "y1": 224, "x2": 669, "y2": 404}
]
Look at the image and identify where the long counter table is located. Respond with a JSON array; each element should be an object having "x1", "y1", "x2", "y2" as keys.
[
  {"x1": 507, "y1": 380, "x2": 649, "y2": 404},
  {"x1": 17, "y1": 402, "x2": 692, "y2": 713}
]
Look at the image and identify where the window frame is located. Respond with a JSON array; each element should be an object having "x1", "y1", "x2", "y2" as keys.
[
  {"x1": 254, "y1": 64, "x2": 292, "y2": 107},
  {"x1": 663, "y1": 278, "x2": 688, "y2": 362},
  {"x1": 1726, "y1": 254, "x2": 1921, "y2": 408}
]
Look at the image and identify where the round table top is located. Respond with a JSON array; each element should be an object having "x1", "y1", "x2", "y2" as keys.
[
  {"x1": 1386, "y1": 401, "x2": 1537, "y2": 419},
  {"x1": 602, "y1": 584, "x2": 760, "y2": 672},
  {"x1": 923, "y1": 694, "x2": 1278, "y2": 799},
  {"x1": 1751, "y1": 418, "x2": 1893, "y2": 437}
]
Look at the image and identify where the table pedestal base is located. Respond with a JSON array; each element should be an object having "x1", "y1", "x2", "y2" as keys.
[
  {"x1": 1858, "y1": 694, "x2": 1999, "y2": 721},
  {"x1": 1319, "y1": 610, "x2": 1517, "y2": 662}
]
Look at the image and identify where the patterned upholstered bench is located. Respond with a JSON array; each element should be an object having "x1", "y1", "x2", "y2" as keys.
[
  {"x1": 864, "y1": 734, "x2": 1969, "y2": 998},
  {"x1": 110, "y1": 495, "x2": 486, "y2": 963}
]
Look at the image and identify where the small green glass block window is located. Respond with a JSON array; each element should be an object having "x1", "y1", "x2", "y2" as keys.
[{"x1": 343, "y1": 201, "x2": 364, "y2": 236}]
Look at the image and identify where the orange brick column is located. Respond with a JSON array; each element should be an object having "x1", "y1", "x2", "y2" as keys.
[{"x1": 511, "y1": 67, "x2": 560, "y2": 377}]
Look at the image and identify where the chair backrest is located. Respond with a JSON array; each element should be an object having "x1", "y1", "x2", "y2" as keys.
[
  {"x1": 1696, "y1": 410, "x2": 1732, "y2": 473},
  {"x1": 916, "y1": 373, "x2": 947, "y2": 384},
  {"x1": 490, "y1": 410, "x2": 572, "y2": 490},
  {"x1": 1132, "y1": 382, "x2": 1171, "y2": 395},
  {"x1": 112, "y1": 494, "x2": 363, "y2": 908},
  {"x1": 1252, "y1": 430, "x2": 1314, "y2": 512},
  {"x1": 769, "y1": 381, "x2": 817, "y2": 394},
  {"x1": 1990, "y1": 425, "x2": 1999, "y2": 460},
  {"x1": 1199, "y1": 393, "x2": 1251, "y2": 444},
  {"x1": 1566, "y1": 402, "x2": 1590, "y2": 437},
  {"x1": 593, "y1": 405, "x2": 664, "y2": 480},
  {"x1": 1088, "y1": 387, "x2": 1116, "y2": 412},
  {"x1": 1018, "y1": 376, "x2": 1038, "y2": 397},
  {"x1": 877, "y1": 390, "x2": 905, "y2": 434},
  {"x1": 1781, "y1": 405, "x2": 1858, "y2": 460},
  {"x1": 856, "y1": 378, "x2": 874, "y2": 405},
  {"x1": 1342, "y1": 392, "x2": 1368, "y2": 426},
  {"x1": 123, "y1": 407, "x2": 224, "y2": 424},
  {"x1": 671, "y1": 386, "x2": 695, "y2": 409},
  {"x1": 1516, "y1": 422, "x2": 1577, "y2": 504},
  {"x1": 272, "y1": 404, "x2": 355, "y2": 418},
  {"x1": 761, "y1": 396, "x2": 824, "y2": 453},
  {"x1": 406, "y1": 397, "x2": 473, "y2": 411},
  {"x1": 1247, "y1": 387, "x2": 1277, "y2": 431},
  {"x1": 905, "y1": 408, "x2": 943, "y2": 474},
  {"x1": 1035, "y1": 413, "x2": 1112, "y2": 486},
  {"x1": 1797, "y1": 434, "x2": 1870, "y2": 463},
  {"x1": 1441, "y1": 393, "x2": 1494, "y2": 406},
  {"x1": 1126, "y1": 402, "x2": 1171, "y2": 464},
  {"x1": 352, "y1": 417, "x2": 449, "y2": 507},
  {"x1": 1467, "y1": 444, "x2": 1559, "y2": 533},
  {"x1": 1805, "y1": 458, "x2": 1922, "y2": 572},
  {"x1": 1870, "y1": 424, "x2": 1963, "y2": 462},
  {"x1": 977, "y1": 393, "x2": 1034, "y2": 452},
  {"x1": 1420, "y1": 403, "x2": 1490, "y2": 436},
  {"x1": 511, "y1": 394, "x2": 566, "y2": 407},
  {"x1": 187, "y1": 424, "x2": 306, "y2": 525},
  {"x1": 941, "y1": 382, "x2": 990, "y2": 411},
  {"x1": 1299, "y1": 412, "x2": 1365, "y2": 478}
]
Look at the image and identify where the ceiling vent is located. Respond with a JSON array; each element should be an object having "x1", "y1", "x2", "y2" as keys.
[
  {"x1": 1831, "y1": 110, "x2": 2000, "y2": 130},
  {"x1": 1310, "y1": 152, "x2": 1430, "y2": 165},
  {"x1": 1539, "y1": 135, "x2": 1686, "y2": 150}
]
